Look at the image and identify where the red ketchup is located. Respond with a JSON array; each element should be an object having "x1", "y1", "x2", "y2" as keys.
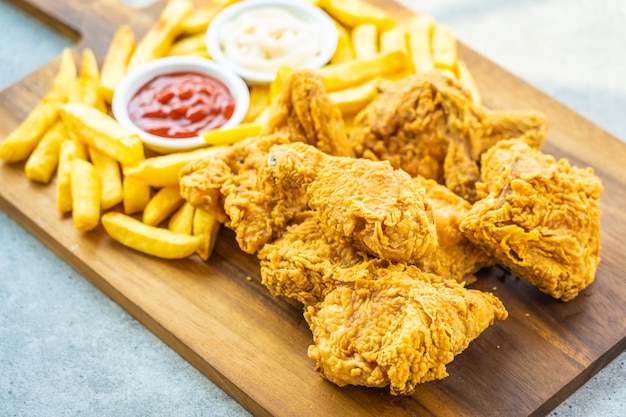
[{"x1": 127, "y1": 72, "x2": 235, "y2": 139}]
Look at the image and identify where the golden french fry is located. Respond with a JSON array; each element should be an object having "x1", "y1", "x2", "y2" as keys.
[
  {"x1": 101, "y1": 25, "x2": 136, "y2": 104},
  {"x1": 270, "y1": 65, "x2": 294, "y2": 104},
  {"x1": 142, "y1": 184, "x2": 184, "y2": 226},
  {"x1": 193, "y1": 207, "x2": 221, "y2": 261},
  {"x1": 254, "y1": 108, "x2": 271, "y2": 126},
  {"x1": 380, "y1": 26, "x2": 408, "y2": 54},
  {"x1": 102, "y1": 212, "x2": 202, "y2": 259},
  {"x1": 168, "y1": 32, "x2": 211, "y2": 58},
  {"x1": 243, "y1": 85, "x2": 270, "y2": 123},
  {"x1": 24, "y1": 120, "x2": 67, "y2": 183},
  {"x1": 318, "y1": 50, "x2": 407, "y2": 91},
  {"x1": 80, "y1": 48, "x2": 100, "y2": 83},
  {"x1": 60, "y1": 103, "x2": 144, "y2": 166},
  {"x1": 330, "y1": 20, "x2": 355, "y2": 64},
  {"x1": 432, "y1": 23, "x2": 458, "y2": 74},
  {"x1": 127, "y1": 0, "x2": 195, "y2": 72},
  {"x1": 407, "y1": 14, "x2": 435, "y2": 73},
  {"x1": 57, "y1": 138, "x2": 88, "y2": 214},
  {"x1": 43, "y1": 48, "x2": 77, "y2": 104},
  {"x1": 123, "y1": 147, "x2": 218, "y2": 187},
  {"x1": 0, "y1": 102, "x2": 59, "y2": 163},
  {"x1": 179, "y1": 0, "x2": 238, "y2": 35},
  {"x1": 351, "y1": 23, "x2": 378, "y2": 59},
  {"x1": 201, "y1": 123, "x2": 262, "y2": 146},
  {"x1": 319, "y1": 0, "x2": 395, "y2": 31},
  {"x1": 88, "y1": 147, "x2": 123, "y2": 210},
  {"x1": 328, "y1": 78, "x2": 381, "y2": 116},
  {"x1": 168, "y1": 201, "x2": 195, "y2": 235},
  {"x1": 71, "y1": 159, "x2": 101, "y2": 231},
  {"x1": 122, "y1": 175, "x2": 151, "y2": 215},
  {"x1": 457, "y1": 60, "x2": 481, "y2": 106},
  {"x1": 68, "y1": 78, "x2": 106, "y2": 112}
]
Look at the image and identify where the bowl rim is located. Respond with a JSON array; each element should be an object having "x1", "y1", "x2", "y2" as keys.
[
  {"x1": 205, "y1": 0, "x2": 338, "y2": 85},
  {"x1": 111, "y1": 56, "x2": 250, "y2": 153}
]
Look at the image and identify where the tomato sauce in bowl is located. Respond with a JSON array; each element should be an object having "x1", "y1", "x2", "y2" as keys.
[{"x1": 127, "y1": 72, "x2": 235, "y2": 139}]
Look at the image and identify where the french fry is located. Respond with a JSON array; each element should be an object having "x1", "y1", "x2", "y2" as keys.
[
  {"x1": 330, "y1": 20, "x2": 355, "y2": 64},
  {"x1": 407, "y1": 14, "x2": 435, "y2": 73},
  {"x1": 328, "y1": 78, "x2": 381, "y2": 116},
  {"x1": 351, "y1": 23, "x2": 378, "y2": 59},
  {"x1": 192, "y1": 207, "x2": 221, "y2": 261},
  {"x1": 318, "y1": 50, "x2": 407, "y2": 91},
  {"x1": 380, "y1": 26, "x2": 408, "y2": 54},
  {"x1": 24, "y1": 120, "x2": 67, "y2": 184},
  {"x1": 179, "y1": 0, "x2": 238, "y2": 35},
  {"x1": 100, "y1": 25, "x2": 136, "y2": 104},
  {"x1": 123, "y1": 147, "x2": 218, "y2": 187},
  {"x1": 122, "y1": 175, "x2": 151, "y2": 215},
  {"x1": 432, "y1": 23, "x2": 458, "y2": 75},
  {"x1": 88, "y1": 147, "x2": 123, "y2": 210},
  {"x1": 168, "y1": 201, "x2": 195, "y2": 235},
  {"x1": 254, "y1": 108, "x2": 271, "y2": 126},
  {"x1": 167, "y1": 32, "x2": 210, "y2": 58},
  {"x1": 457, "y1": 60, "x2": 481, "y2": 106},
  {"x1": 269, "y1": 65, "x2": 294, "y2": 104},
  {"x1": 60, "y1": 103, "x2": 144, "y2": 166},
  {"x1": 201, "y1": 123, "x2": 262, "y2": 146},
  {"x1": 319, "y1": 0, "x2": 395, "y2": 31},
  {"x1": 127, "y1": 0, "x2": 195, "y2": 72},
  {"x1": 71, "y1": 158, "x2": 101, "y2": 231},
  {"x1": 0, "y1": 102, "x2": 59, "y2": 163},
  {"x1": 102, "y1": 212, "x2": 202, "y2": 259},
  {"x1": 42, "y1": 48, "x2": 77, "y2": 104},
  {"x1": 57, "y1": 137, "x2": 88, "y2": 214},
  {"x1": 79, "y1": 48, "x2": 100, "y2": 84},
  {"x1": 243, "y1": 85, "x2": 270, "y2": 123},
  {"x1": 142, "y1": 184, "x2": 185, "y2": 226},
  {"x1": 68, "y1": 78, "x2": 106, "y2": 112}
]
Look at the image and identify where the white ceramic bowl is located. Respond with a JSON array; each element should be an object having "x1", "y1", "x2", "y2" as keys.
[
  {"x1": 206, "y1": 0, "x2": 338, "y2": 85},
  {"x1": 112, "y1": 56, "x2": 250, "y2": 154}
]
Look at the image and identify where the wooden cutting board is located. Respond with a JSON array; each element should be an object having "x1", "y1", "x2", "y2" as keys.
[{"x1": 1, "y1": 1, "x2": 625, "y2": 416}]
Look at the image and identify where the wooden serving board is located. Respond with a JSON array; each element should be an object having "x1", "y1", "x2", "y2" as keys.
[{"x1": 1, "y1": 1, "x2": 625, "y2": 416}]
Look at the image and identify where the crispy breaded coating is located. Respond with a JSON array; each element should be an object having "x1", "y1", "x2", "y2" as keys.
[
  {"x1": 267, "y1": 142, "x2": 438, "y2": 263},
  {"x1": 351, "y1": 71, "x2": 546, "y2": 201},
  {"x1": 412, "y1": 176, "x2": 496, "y2": 283},
  {"x1": 305, "y1": 260, "x2": 508, "y2": 396},
  {"x1": 263, "y1": 69, "x2": 355, "y2": 157},
  {"x1": 460, "y1": 139, "x2": 603, "y2": 301},
  {"x1": 179, "y1": 133, "x2": 307, "y2": 253},
  {"x1": 258, "y1": 211, "x2": 368, "y2": 306}
]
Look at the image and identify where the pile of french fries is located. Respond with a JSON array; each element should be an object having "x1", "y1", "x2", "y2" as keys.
[{"x1": 0, "y1": 0, "x2": 481, "y2": 263}]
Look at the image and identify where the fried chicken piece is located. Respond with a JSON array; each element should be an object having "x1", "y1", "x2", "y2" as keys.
[
  {"x1": 460, "y1": 139, "x2": 603, "y2": 301},
  {"x1": 179, "y1": 133, "x2": 307, "y2": 254},
  {"x1": 351, "y1": 71, "x2": 547, "y2": 202},
  {"x1": 258, "y1": 211, "x2": 368, "y2": 306},
  {"x1": 263, "y1": 69, "x2": 355, "y2": 157},
  {"x1": 267, "y1": 142, "x2": 438, "y2": 263},
  {"x1": 305, "y1": 260, "x2": 508, "y2": 396},
  {"x1": 412, "y1": 176, "x2": 496, "y2": 283}
]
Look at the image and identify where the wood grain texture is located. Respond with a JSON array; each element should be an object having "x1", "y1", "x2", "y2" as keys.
[{"x1": 1, "y1": 1, "x2": 625, "y2": 416}]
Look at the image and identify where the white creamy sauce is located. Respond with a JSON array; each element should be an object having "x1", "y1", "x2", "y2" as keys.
[{"x1": 219, "y1": 7, "x2": 321, "y2": 73}]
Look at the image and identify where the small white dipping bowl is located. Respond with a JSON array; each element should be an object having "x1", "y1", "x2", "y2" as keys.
[
  {"x1": 112, "y1": 56, "x2": 250, "y2": 154},
  {"x1": 206, "y1": 0, "x2": 338, "y2": 85}
]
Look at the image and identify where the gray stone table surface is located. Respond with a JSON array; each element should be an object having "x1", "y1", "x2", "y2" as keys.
[{"x1": 0, "y1": 0, "x2": 624, "y2": 416}]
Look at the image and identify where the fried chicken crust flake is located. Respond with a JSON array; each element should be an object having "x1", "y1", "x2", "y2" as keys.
[
  {"x1": 305, "y1": 260, "x2": 508, "y2": 396},
  {"x1": 460, "y1": 139, "x2": 603, "y2": 301}
]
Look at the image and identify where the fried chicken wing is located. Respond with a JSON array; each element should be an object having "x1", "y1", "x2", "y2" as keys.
[
  {"x1": 179, "y1": 133, "x2": 307, "y2": 253},
  {"x1": 267, "y1": 142, "x2": 438, "y2": 263},
  {"x1": 460, "y1": 139, "x2": 603, "y2": 301},
  {"x1": 305, "y1": 260, "x2": 508, "y2": 396},
  {"x1": 351, "y1": 71, "x2": 547, "y2": 201},
  {"x1": 263, "y1": 69, "x2": 355, "y2": 157},
  {"x1": 413, "y1": 176, "x2": 496, "y2": 283}
]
